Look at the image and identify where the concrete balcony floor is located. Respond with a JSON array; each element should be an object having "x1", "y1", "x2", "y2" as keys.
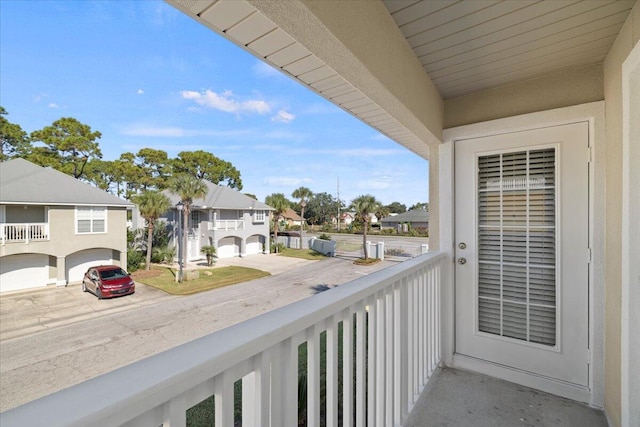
[{"x1": 405, "y1": 368, "x2": 607, "y2": 427}]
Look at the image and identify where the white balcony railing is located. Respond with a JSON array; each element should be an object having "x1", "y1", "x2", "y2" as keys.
[
  {"x1": 209, "y1": 219, "x2": 245, "y2": 231},
  {"x1": 2, "y1": 251, "x2": 445, "y2": 427},
  {"x1": 0, "y1": 223, "x2": 50, "y2": 245}
]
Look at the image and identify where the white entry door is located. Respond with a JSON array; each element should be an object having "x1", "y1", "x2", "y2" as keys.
[{"x1": 455, "y1": 122, "x2": 590, "y2": 398}]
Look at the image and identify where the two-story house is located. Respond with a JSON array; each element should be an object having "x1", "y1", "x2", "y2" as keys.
[
  {"x1": 162, "y1": 181, "x2": 273, "y2": 260},
  {"x1": 0, "y1": 158, "x2": 131, "y2": 293}
]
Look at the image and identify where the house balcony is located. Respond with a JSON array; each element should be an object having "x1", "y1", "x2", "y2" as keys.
[
  {"x1": 0, "y1": 252, "x2": 605, "y2": 426},
  {"x1": 208, "y1": 219, "x2": 245, "y2": 231},
  {"x1": 0, "y1": 223, "x2": 50, "y2": 245}
]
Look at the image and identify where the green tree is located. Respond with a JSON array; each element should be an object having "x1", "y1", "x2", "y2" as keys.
[
  {"x1": 385, "y1": 202, "x2": 407, "y2": 214},
  {"x1": 85, "y1": 159, "x2": 117, "y2": 192},
  {"x1": 292, "y1": 186, "x2": 313, "y2": 231},
  {"x1": 173, "y1": 150, "x2": 243, "y2": 190},
  {"x1": 409, "y1": 202, "x2": 429, "y2": 211},
  {"x1": 376, "y1": 204, "x2": 391, "y2": 222},
  {"x1": 29, "y1": 117, "x2": 102, "y2": 179},
  {"x1": 169, "y1": 174, "x2": 208, "y2": 274},
  {"x1": 351, "y1": 195, "x2": 381, "y2": 260},
  {"x1": 0, "y1": 107, "x2": 31, "y2": 160},
  {"x1": 135, "y1": 148, "x2": 171, "y2": 190},
  {"x1": 306, "y1": 192, "x2": 343, "y2": 226},
  {"x1": 265, "y1": 193, "x2": 289, "y2": 252},
  {"x1": 133, "y1": 190, "x2": 171, "y2": 270}
]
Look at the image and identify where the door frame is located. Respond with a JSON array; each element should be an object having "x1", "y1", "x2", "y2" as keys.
[{"x1": 440, "y1": 102, "x2": 605, "y2": 407}]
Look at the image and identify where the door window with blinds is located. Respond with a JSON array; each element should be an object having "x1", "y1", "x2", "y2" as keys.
[{"x1": 477, "y1": 148, "x2": 557, "y2": 346}]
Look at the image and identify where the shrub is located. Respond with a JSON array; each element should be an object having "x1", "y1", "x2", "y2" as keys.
[
  {"x1": 318, "y1": 233, "x2": 332, "y2": 241},
  {"x1": 271, "y1": 241, "x2": 286, "y2": 253},
  {"x1": 127, "y1": 250, "x2": 144, "y2": 272},
  {"x1": 152, "y1": 246, "x2": 175, "y2": 264},
  {"x1": 321, "y1": 222, "x2": 333, "y2": 232}
]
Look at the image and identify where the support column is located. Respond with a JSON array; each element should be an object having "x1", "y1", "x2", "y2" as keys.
[
  {"x1": 56, "y1": 256, "x2": 66, "y2": 287},
  {"x1": 240, "y1": 238, "x2": 246, "y2": 257}
]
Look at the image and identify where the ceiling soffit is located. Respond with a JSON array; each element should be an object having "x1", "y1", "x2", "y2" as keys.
[{"x1": 167, "y1": 0, "x2": 435, "y2": 159}]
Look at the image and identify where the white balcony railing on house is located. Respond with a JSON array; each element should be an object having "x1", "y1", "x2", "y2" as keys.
[
  {"x1": 0, "y1": 223, "x2": 50, "y2": 245},
  {"x1": 208, "y1": 219, "x2": 245, "y2": 231},
  {"x1": 2, "y1": 252, "x2": 445, "y2": 427}
]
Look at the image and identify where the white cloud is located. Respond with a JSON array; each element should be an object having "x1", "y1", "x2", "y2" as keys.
[
  {"x1": 263, "y1": 176, "x2": 313, "y2": 186},
  {"x1": 356, "y1": 176, "x2": 392, "y2": 190},
  {"x1": 48, "y1": 103, "x2": 60, "y2": 109},
  {"x1": 137, "y1": 89, "x2": 144, "y2": 94},
  {"x1": 33, "y1": 93, "x2": 49, "y2": 102},
  {"x1": 253, "y1": 60, "x2": 282, "y2": 78},
  {"x1": 271, "y1": 110, "x2": 295, "y2": 123},
  {"x1": 181, "y1": 89, "x2": 270, "y2": 115},
  {"x1": 121, "y1": 124, "x2": 254, "y2": 138}
]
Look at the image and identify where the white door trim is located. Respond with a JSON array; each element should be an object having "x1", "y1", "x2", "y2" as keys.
[{"x1": 441, "y1": 102, "x2": 605, "y2": 407}]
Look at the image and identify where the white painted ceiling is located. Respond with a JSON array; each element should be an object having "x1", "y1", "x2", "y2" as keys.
[
  {"x1": 167, "y1": 0, "x2": 635, "y2": 158},
  {"x1": 385, "y1": 0, "x2": 635, "y2": 99}
]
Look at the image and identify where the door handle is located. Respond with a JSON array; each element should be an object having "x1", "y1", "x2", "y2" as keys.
[{"x1": 457, "y1": 257, "x2": 467, "y2": 265}]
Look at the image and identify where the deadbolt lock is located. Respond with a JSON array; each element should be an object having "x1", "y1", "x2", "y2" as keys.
[
  {"x1": 457, "y1": 257, "x2": 467, "y2": 265},
  {"x1": 458, "y1": 242, "x2": 467, "y2": 250}
]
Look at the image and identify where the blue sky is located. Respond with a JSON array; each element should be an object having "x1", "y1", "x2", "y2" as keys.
[{"x1": 0, "y1": 0, "x2": 429, "y2": 207}]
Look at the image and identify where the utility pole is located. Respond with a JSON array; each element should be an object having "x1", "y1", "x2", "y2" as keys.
[{"x1": 337, "y1": 177, "x2": 341, "y2": 231}]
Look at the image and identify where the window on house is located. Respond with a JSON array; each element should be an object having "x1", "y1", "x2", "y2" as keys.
[
  {"x1": 254, "y1": 210, "x2": 265, "y2": 222},
  {"x1": 237, "y1": 210, "x2": 244, "y2": 220},
  {"x1": 77, "y1": 207, "x2": 106, "y2": 233}
]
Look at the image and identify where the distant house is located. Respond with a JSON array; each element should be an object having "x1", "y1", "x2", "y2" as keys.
[
  {"x1": 332, "y1": 211, "x2": 379, "y2": 228},
  {"x1": 280, "y1": 208, "x2": 303, "y2": 227},
  {"x1": 380, "y1": 209, "x2": 429, "y2": 231},
  {"x1": 160, "y1": 181, "x2": 273, "y2": 260},
  {"x1": 0, "y1": 159, "x2": 132, "y2": 293}
]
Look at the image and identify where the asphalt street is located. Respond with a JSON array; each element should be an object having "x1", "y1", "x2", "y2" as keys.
[{"x1": 0, "y1": 254, "x2": 394, "y2": 412}]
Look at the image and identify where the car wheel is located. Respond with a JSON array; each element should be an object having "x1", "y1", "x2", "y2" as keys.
[
  {"x1": 96, "y1": 288, "x2": 103, "y2": 300},
  {"x1": 82, "y1": 281, "x2": 87, "y2": 292}
]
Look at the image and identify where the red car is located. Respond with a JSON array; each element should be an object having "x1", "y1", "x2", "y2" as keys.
[{"x1": 82, "y1": 265, "x2": 135, "y2": 299}]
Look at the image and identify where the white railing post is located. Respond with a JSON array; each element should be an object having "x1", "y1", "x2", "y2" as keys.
[
  {"x1": 342, "y1": 308, "x2": 354, "y2": 427},
  {"x1": 326, "y1": 316, "x2": 339, "y2": 427},
  {"x1": 355, "y1": 303, "x2": 366, "y2": 427},
  {"x1": 1, "y1": 252, "x2": 445, "y2": 427}
]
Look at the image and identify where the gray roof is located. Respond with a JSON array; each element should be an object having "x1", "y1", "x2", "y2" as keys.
[
  {"x1": 381, "y1": 209, "x2": 429, "y2": 224},
  {"x1": 0, "y1": 158, "x2": 132, "y2": 206},
  {"x1": 163, "y1": 180, "x2": 273, "y2": 211}
]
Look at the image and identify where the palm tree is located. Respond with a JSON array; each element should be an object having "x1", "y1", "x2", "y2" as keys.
[
  {"x1": 351, "y1": 194, "x2": 380, "y2": 260},
  {"x1": 133, "y1": 191, "x2": 171, "y2": 270},
  {"x1": 375, "y1": 205, "x2": 390, "y2": 225},
  {"x1": 265, "y1": 193, "x2": 289, "y2": 253},
  {"x1": 169, "y1": 174, "x2": 208, "y2": 271},
  {"x1": 292, "y1": 186, "x2": 313, "y2": 248}
]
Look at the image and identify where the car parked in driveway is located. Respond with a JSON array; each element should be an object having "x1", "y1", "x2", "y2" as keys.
[{"x1": 82, "y1": 265, "x2": 135, "y2": 299}]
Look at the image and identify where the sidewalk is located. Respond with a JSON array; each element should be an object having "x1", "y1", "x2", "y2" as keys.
[{"x1": 184, "y1": 252, "x2": 314, "y2": 274}]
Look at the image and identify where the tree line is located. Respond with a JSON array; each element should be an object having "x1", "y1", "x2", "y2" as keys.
[{"x1": 0, "y1": 107, "x2": 241, "y2": 200}]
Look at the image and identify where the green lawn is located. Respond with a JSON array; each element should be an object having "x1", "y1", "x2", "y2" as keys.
[
  {"x1": 132, "y1": 266, "x2": 270, "y2": 295},
  {"x1": 277, "y1": 247, "x2": 326, "y2": 260}
]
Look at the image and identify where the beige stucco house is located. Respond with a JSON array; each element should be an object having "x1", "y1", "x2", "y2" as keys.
[
  {"x1": 3, "y1": 2, "x2": 638, "y2": 426},
  {"x1": 0, "y1": 158, "x2": 131, "y2": 293},
  {"x1": 161, "y1": 180, "x2": 273, "y2": 260}
]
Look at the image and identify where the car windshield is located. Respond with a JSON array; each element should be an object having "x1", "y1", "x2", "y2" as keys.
[{"x1": 99, "y1": 268, "x2": 128, "y2": 280}]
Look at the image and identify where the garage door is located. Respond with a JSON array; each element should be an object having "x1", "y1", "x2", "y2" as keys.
[
  {"x1": 0, "y1": 254, "x2": 49, "y2": 293},
  {"x1": 246, "y1": 235, "x2": 262, "y2": 255},
  {"x1": 217, "y1": 237, "x2": 239, "y2": 259},
  {"x1": 66, "y1": 249, "x2": 113, "y2": 283}
]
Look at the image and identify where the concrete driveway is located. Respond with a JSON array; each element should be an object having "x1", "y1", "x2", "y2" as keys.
[
  {"x1": 0, "y1": 254, "x2": 395, "y2": 411},
  {"x1": 0, "y1": 254, "x2": 311, "y2": 341}
]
